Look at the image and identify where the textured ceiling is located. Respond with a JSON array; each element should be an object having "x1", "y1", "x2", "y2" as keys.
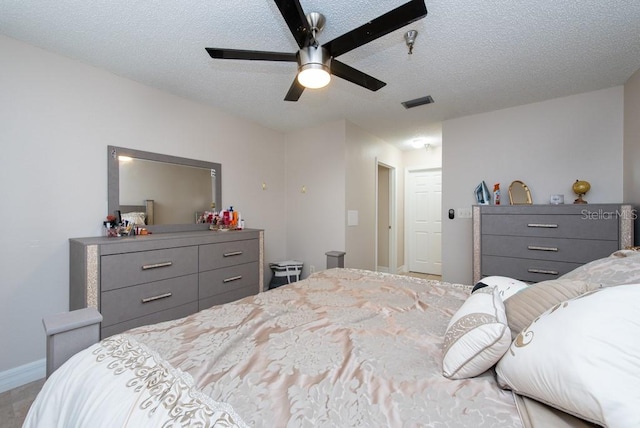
[{"x1": 2, "y1": 1, "x2": 640, "y2": 150}]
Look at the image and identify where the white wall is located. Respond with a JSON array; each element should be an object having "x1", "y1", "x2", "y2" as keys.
[
  {"x1": 0, "y1": 35, "x2": 287, "y2": 379},
  {"x1": 345, "y1": 122, "x2": 404, "y2": 271},
  {"x1": 442, "y1": 87, "x2": 624, "y2": 284},
  {"x1": 403, "y1": 144, "x2": 443, "y2": 170},
  {"x1": 284, "y1": 120, "x2": 347, "y2": 276},
  {"x1": 624, "y1": 68, "x2": 640, "y2": 245},
  {"x1": 283, "y1": 120, "x2": 405, "y2": 275}
]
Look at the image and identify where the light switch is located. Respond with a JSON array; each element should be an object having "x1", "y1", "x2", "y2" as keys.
[
  {"x1": 347, "y1": 210, "x2": 359, "y2": 226},
  {"x1": 458, "y1": 208, "x2": 472, "y2": 219}
]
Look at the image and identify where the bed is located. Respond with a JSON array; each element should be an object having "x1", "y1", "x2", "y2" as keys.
[
  {"x1": 119, "y1": 199, "x2": 154, "y2": 226},
  {"x1": 24, "y1": 253, "x2": 640, "y2": 427}
]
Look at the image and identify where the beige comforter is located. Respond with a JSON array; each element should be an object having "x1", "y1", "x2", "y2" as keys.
[{"x1": 26, "y1": 269, "x2": 522, "y2": 427}]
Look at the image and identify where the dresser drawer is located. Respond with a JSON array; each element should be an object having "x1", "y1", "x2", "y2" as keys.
[
  {"x1": 101, "y1": 302, "x2": 198, "y2": 338},
  {"x1": 482, "y1": 235, "x2": 619, "y2": 264},
  {"x1": 481, "y1": 214, "x2": 618, "y2": 240},
  {"x1": 199, "y1": 261, "x2": 259, "y2": 300},
  {"x1": 482, "y1": 255, "x2": 581, "y2": 283},
  {"x1": 199, "y1": 284, "x2": 258, "y2": 311},
  {"x1": 199, "y1": 239, "x2": 259, "y2": 271},
  {"x1": 100, "y1": 273, "x2": 198, "y2": 327},
  {"x1": 101, "y1": 246, "x2": 198, "y2": 291}
]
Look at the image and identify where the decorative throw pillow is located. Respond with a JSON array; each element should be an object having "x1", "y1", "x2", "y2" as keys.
[
  {"x1": 472, "y1": 276, "x2": 528, "y2": 301},
  {"x1": 496, "y1": 285, "x2": 640, "y2": 427},
  {"x1": 121, "y1": 212, "x2": 147, "y2": 226},
  {"x1": 503, "y1": 278, "x2": 600, "y2": 339},
  {"x1": 560, "y1": 251, "x2": 640, "y2": 286},
  {"x1": 442, "y1": 287, "x2": 511, "y2": 379}
]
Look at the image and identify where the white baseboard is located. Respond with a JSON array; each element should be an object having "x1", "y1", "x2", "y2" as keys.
[
  {"x1": 376, "y1": 266, "x2": 390, "y2": 273},
  {"x1": 0, "y1": 359, "x2": 45, "y2": 394}
]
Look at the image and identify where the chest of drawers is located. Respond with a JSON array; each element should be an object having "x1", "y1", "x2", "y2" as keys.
[
  {"x1": 472, "y1": 205, "x2": 633, "y2": 283},
  {"x1": 70, "y1": 229, "x2": 264, "y2": 338}
]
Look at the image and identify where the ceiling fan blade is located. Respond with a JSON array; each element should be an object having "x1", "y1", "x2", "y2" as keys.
[
  {"x1": 274, "y1": 0, "x2": 311, "y2": 48},
  {"x1": 330, "y1": 59, "x2": 386, "y2": 92},
  {"x1": 284, "y1": 78, "x2": 305, "y2": 101},
  {"x1": 323, "y1": 0, "x2": 427, "y2": 58},
  {"x1": 206, "y1": 47, "x2": 296, "y2": 62}
]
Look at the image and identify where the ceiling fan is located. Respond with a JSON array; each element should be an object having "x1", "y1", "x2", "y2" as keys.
[{"x1": 205, "y1": 0, "x2": 428, "y2": 101}]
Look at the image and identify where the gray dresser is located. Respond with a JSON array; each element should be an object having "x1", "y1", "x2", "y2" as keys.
[
  {"x1": 473, "y1": 204, "x2": 634, "y2": 284},
  {"x1": 70, "y1": 229, "x2": 264, "y2": 338}
]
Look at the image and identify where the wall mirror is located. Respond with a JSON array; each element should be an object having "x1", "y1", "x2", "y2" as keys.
[
  {"x1": 508, "y1": 180, "x2": 532, "y2": 205},
  {"x1": 108, "y1": 146, "x2": 221, "y2": 233}
]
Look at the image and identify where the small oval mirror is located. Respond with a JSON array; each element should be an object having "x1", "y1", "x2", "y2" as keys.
[{"x1": 508, "y1": 180, "x2": 532, "y2": 205}]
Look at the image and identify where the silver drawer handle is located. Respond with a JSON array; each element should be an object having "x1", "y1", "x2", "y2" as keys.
[
  {"x1": 223, "y1": 251, "x2": 243, "y2": 257},
  {"x1": 223, "y1": 275, "x2": 243, "y2": 283},
  {"x1": 528, "y1": 245, "x2": 559, "y2": 252},
  {"x1": 142, "y1": 261, "x2": 173, "y2": 270},
  {"x1": 528, "y1": 268, "x2": 559, "y2": 275},
  {"x1": 527, "y1": 223, "x2": 558, "y2": 228},
  {"x1": 141, "y1": 292, "x2": 172, "y2": 303}
]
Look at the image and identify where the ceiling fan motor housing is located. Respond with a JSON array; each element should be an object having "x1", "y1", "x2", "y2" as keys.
[{"x1": 306, "y1": 12, "x2": 326, "y2": 37}]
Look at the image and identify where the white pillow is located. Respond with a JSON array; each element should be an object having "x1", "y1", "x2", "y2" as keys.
[
  {"x1": 473, "y1": 276, "x2": 528, "y2": 301},
  {"x1": 121, "y1": 212, "x2": 146, "y2": 226},
  {"x1": 442, "y1": 287, "x2": 511, "y2": 379},
  {"x1": 496, "y1": 284, "x2": 640, "y2": 427},
  {"x1": 503, "y1": 278, "x2": 600, "y2": 340}
]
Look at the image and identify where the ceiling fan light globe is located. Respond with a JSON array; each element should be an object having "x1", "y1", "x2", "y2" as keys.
[
  {"x1": 297, "y1": 46, "x2": 331, "y2": 89},
  {"x1": 297, "y1": 65, "x2": 331, "y2": 89}
]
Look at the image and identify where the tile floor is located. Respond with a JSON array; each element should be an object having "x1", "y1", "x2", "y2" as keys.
[
  {"x1": 0, "y1": 378, "x2": 45, "y2": 427},
  {"x1": 1, "y1": 271, "x2": 442, "y2": 427},
  {"x1": 402, "y1": 271, "x2": 442, "y2": 281}
]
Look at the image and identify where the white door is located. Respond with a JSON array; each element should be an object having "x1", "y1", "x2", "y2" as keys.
[{"x1": 408, "y1": 169, "x2": 442, "y2": 274}]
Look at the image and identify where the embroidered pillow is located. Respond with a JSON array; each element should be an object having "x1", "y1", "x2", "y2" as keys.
[
  {"x1": 496, "y1": 285, "x2": 640, "y2": 427},
  {"x1": 442, "y1": 287, "x2": 511, "y2": 379},
  {"x1": 472, "y1": 276, "x2": 528, "y2": 300},
  {"x1": 121, "y1": 211, "x2": 146, "y2": 226},
  {"x1": 503, "y1": 278, "x2": 600, "y2": 339}
]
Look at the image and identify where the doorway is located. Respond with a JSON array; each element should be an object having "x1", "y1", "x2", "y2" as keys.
[
  {"x1": 376, "y1": 161, "x2": 396, "y2": 273},
  {"x1": 406, "y1": 168, "x2": 442, "y2": 275}
]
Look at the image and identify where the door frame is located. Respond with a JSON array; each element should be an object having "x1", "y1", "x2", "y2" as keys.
[
  {"x1": 375, "y1": 159, "x2": 397, "y2": 273},
  {"x1": 404, "y1": 166, "x2": 442, "y2": 273}
]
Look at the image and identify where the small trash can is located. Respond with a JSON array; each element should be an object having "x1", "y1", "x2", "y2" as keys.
[{"x1": 269, "y1": 260, "x2": 303, "y2": 289}]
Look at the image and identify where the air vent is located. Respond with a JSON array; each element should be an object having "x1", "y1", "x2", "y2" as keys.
[{"x1": 401, "y1": 95, "x2": 434, "y2": 109}]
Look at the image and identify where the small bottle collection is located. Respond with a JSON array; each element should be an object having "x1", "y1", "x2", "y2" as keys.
[
  {"x1": 103, "y1": 211, "x2": 143, "y2": 237},
  {"x1": 199, "y1": 206, "x2": 244, "y2": 231}
]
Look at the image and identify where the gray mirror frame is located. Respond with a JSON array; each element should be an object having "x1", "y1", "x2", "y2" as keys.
[
  {"x1": 508, "y1": 180, "x2": 533, "y2": 205},
  {"x1": 108, "y1": 146, "x2": 222, "y2": 233}
]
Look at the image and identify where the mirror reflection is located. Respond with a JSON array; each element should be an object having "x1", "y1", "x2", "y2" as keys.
[
  {"x1": 508, "y1": 180, "x2": 532, "y2": 205},
  {"x1": 108, "y1": 146, "x2": 221, "y2": 230},
  {"x1": 119, "y1": 157, "x2": 215, "y2": 224}
]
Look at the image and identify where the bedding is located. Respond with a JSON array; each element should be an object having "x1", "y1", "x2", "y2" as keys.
[
  {"x1": 442, "y1": 287, "x2": 511, "y2": 380},
  {"x1": 497, "y1": 285, "x2": 640, "y2": 427},
  {"x1": 503, "y1": 278, "x2": 601, "y2": 339},
  {"x1": 471, "y1": 276, "x2": 528, "y2": 300},
  {"x1": 25, "y1": 269, "x2": 523, "y2": 427},
  {"x1": 120, "y1": 211, "x2": 147, "y2": 226},
  {"x1": 560, "y1": 248, "x2": 640, "y2": 285}
]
